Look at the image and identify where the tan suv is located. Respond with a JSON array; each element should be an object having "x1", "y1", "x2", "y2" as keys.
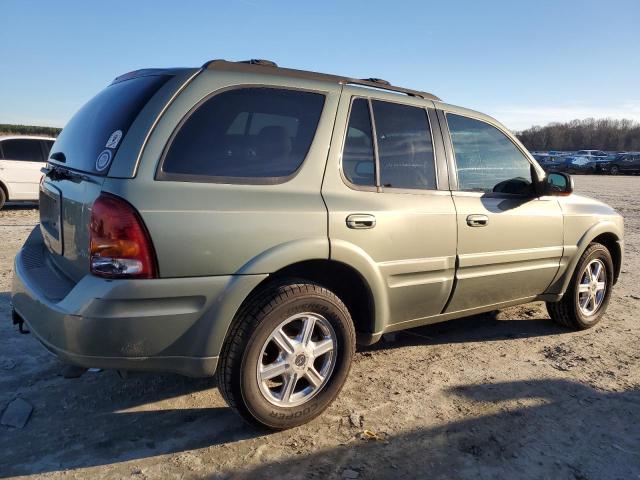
[{"x1": 12, "y1": 59, "x2": 623, "y2": 430}]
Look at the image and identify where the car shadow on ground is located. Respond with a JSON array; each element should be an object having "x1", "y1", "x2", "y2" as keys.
[
  {"x1": 361, "y1": 307, "x2": 568, "y2": 354},
  {"x1": 223, "y1": 379, "x2": 640, "y2": 479},
  {"x1": 0, "y1": 301, "x2": 598, "y2": 478},
  {"x1": 0, "y1": 202, "x2": 38, "y2": 211}
]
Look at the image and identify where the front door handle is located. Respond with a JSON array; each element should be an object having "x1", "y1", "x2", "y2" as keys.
[
  {"x1": 346, "y1": 214, "x2": 376, "y2": 229},
  {"x1": 466, "y1": 214, "x2": 489, "y2": 227}
]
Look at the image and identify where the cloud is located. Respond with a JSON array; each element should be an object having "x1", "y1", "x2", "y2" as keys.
[{"x1": 488, "y1": 103, "x2": 640, "y2": 131}]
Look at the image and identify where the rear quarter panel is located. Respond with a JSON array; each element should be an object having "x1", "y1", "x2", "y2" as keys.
[{"x1": 102, "y1": 70, "x2": 342, "y2": 277}]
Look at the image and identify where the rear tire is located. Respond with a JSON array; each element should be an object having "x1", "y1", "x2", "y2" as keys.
[
  {"x1": 217, "y1": 280, "x2": 356, "y2": 430},
  {"x1": 0, "y1": 187, "x2": 5, "y2": 210},
  {"x1": 546, "y1": 242, "x2": 613, "y2": 330},
  {"x1": 610, "y1": 165, "x2": 620, "y2": 175}
]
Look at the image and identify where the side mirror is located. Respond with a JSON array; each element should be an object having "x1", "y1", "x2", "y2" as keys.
[{"x1": 543, "y1": 172, "x2": 574, "y2": 196}]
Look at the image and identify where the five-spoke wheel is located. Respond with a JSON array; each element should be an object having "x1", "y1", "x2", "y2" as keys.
[
  {"x1": 577, "y1": 259, "x2": 607, "y2": 316},
  {"x1": 217, "y1": 281, "x2": 355, "y2": 430},
  {"x1": 257, "y1": 313, "x2": 337, "y2": 407},
  {"x1": 547, "y1": 242, "x2": 614, "y2": 329}
]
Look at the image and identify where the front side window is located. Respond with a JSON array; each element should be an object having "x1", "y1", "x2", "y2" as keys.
[
  {"x1": 372, "y1": 100, "x2": 436, "y2": 190},
  {"x1": 162, "y1": 88, "x2": 325, "y2": 181},
  {"x1": 447, "y1": 114, "x2": 533, "y2": 195},
  {"x1": 0, "y1": 139, "x2": 43, "y2": 162}
]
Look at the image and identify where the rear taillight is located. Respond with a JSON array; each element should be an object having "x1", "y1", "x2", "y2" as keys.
[{"x1": 89, "y1": 193, "x2": 157, "y2": 279}]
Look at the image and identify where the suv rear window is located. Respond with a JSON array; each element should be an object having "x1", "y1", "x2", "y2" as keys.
[
  {"x1": 160, "y1": 88, "x2": 325, "y2": 182},
  {"x1": 50, "y1": 74, "x2": 171, "y2": 175}
]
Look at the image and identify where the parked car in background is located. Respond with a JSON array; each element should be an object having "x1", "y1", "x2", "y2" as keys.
[
  {"x1": 0, "y1": 136, "x2": 55, "y2": 209},
  {"x1": 602, "y1": 152, "x2": 640, "y2": 175},
  {"x1": 564, "y1": 150, "x2": 608, "y2": 174},
  {"x1": 533, "y1": 153, "x2": 568, "y2": 172},
  {"x1": 12, "y1": 59, "x2": 624, "y2": 430}
]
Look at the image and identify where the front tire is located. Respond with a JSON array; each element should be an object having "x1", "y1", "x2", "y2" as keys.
[
  {"x1": 610, "y1": 165, "x2": 620, "y2": 175},
  {"x1": 217, "y1": 280, "x2": 356, "y2": 430},
  {"x1": 546, "y1": 242, "x2": 614, "y2": 330},
  {"x1": 0, "y1": 187, "x2": 6, "y2": 210}
]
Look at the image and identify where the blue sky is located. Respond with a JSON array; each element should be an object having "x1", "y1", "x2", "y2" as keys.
[{"x1": 1, "y1": 0, "x2": 639, "y2": 130}]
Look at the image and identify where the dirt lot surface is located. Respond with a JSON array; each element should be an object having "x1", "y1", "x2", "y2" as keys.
[{"x1": 1, "y1": 176, "x2": 639, "y2": 479}]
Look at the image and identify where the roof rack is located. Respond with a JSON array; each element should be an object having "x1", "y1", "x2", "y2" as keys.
[{"x1": 201, "y1": 59, "x2": 440, "y2": 101}]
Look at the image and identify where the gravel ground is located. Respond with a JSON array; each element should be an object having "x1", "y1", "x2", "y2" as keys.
[{"x1": 0, "y1": 176, "x2": 639, "y2": 479}]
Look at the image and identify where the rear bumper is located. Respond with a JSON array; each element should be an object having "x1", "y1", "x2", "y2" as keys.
[{"x1": 11, "y1": 227, "x2": 266, "y2": 377}]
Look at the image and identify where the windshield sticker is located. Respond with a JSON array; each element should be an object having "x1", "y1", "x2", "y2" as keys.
[
  {"x1": 105, "y1": 130, "x2": 123, "y2": 149},
  {"x1": 95, "y1": 149, "x2": 113, "y2": 171}
]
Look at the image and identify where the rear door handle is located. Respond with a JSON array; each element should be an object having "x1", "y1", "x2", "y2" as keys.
[
  {"x1": 346, "y1": 214, "x2": 376, "y2": 229},
  {"x1": 466, "y1": 214, "x2": 489, "y2": 227}
]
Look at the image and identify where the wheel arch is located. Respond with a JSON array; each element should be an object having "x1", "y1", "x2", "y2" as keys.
[
  {"x1": 231, "y1": 258, "x2": 380, "y2": 347},
  {"x1": 591, "y1": 232, "x2": 622, "y2": 284},
  {"x1": 265, "y1": 259, "x2": 377, "y2": 344},
  {"x1": 547, "y1": 221, "x2": 623, "y2": 296},
  {"x1": 0, "y1": 179, "x2": 9, "y2": 202}
]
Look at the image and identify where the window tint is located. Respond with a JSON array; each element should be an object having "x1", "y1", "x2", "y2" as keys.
[
  {"x1": 372, "y1": 100, "x2": 436, "y2": 190},
  {"x1": 42, "y1": 140, "x2": 54, "y2": 156},
  {"x1": 0, "y1": 139, "x2": 43, "y2": 162},
  {"x1": 52, "y1": 74, "x2": 171, "y2": 175},
  {"x1": 342, "y1": 99, "x2": 376, "y2": 186},
  {"x1": 162, "y1": 88, "x2": 325, "y2": 180},
  {"x1": 447, "y1": 114, "x2": 533, "y2": 195}
]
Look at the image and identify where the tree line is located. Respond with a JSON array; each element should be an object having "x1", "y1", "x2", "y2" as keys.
[
  {"x1": 0, "y1": 124, "x2": 62, "y2": 137},
  {"x1": 3, "y1": 119, "x2": 640, "y2": 153},
  {"x1": 516, "y1": 118, "x2": 640, "y2": 152}
]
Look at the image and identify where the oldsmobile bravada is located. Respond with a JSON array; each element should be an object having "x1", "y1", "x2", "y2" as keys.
[{"x1": 12, "y1": 59, "x2": 624, "y2": 429}]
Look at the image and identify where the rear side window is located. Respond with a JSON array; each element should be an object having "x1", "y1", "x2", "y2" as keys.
[
  {"x1": 372, "y1": 100, "x2": 436, "y2": 190},
  {"x1": 0, "y1": 139, "x2": 44, "y2": 162},
  {"x1": 161, "y1": 88, "x2": 325, "y2": 182},
  {"x1": 51, "y1": 74, "x2": 171, "y2": 175},
  {"x1": 343, "y1": 99, "x2": 376, "y2": 187}
]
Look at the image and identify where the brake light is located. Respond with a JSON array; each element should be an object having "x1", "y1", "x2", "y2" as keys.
[{"x1": 89, "y1": 193, "x2": 157, "y2": 278}]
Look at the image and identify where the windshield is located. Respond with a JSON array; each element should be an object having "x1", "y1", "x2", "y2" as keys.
[{"x1": 50, "y1": 74, "x2": 171, "y2": 175}]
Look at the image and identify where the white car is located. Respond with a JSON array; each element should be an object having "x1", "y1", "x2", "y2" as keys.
[{"x1": 0, "y1": 135, "x2": 55, "y2": 209}]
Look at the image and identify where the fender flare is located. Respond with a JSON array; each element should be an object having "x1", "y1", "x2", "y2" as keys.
[
  {"x1": 547, "y1": 220, "x2": 623, "y2": 295},
  {"x1": 329, "y1": 238, "x2": 389, "y2": 335},
  {"x1": 209, "y1": 238, "x2": 388, "y2": 356},
  {"x1": 235, "y1": 237, "x2": 330, "y2": 275},
  {"x1": 201, "y1": 237, "x2": 331, "y2": 357}
]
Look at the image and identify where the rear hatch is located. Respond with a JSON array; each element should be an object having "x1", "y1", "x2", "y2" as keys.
[{"x1": 40, "y1": 73, "x2": 173, "y2": 281}]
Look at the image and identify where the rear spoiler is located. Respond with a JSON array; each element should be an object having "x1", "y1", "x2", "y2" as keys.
[{"x1": 110, "y1": 69, "x2": 175, "y2": 85}]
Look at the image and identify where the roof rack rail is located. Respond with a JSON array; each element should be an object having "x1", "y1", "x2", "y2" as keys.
[
  {"x1": 201, "y1": 58, "x2": 279, "y2": 69},
  {"x1": 345, "y1": 78, "x2": 438, "y2": 100},
  {"x1": 200, "y1": 59, "x2": 440, "y2": 101},
  {"x1": 361, "y1": 78, "x2": 391, "y2": 86},
  {"x1": 239, "y1": 59, "x2": 278, "y2": 67}
]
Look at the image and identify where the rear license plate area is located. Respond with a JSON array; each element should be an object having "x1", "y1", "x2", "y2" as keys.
[{"x1": 39, "y1": 184, "x2": 63, "y2": 255}]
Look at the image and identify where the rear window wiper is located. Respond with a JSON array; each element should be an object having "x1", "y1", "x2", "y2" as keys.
[{"x1": 41, "y1": 164, "x2": 96, "y2": 183}]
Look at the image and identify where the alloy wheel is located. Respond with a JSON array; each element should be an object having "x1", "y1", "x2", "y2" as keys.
[
  {"x1": 256, "y1": 312, "x2": 337, "y2": 407},
  {"x1": 577, "y1": 259, "x2": 607, "y2": 317}
]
